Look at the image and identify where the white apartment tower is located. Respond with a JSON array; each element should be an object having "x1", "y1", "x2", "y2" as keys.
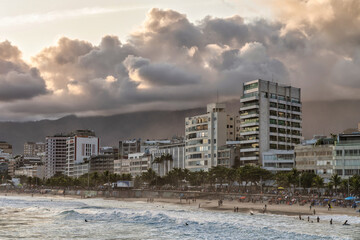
[
  {"x1": 65, "y1": 135, "x2": 99, "y2": 177},
  {"x1": 45, "y1": 130, "x2": 99, "y2": 178},
  {"x1": 239, "y1": 79, "x2": 302, "y2": 169},
  {"x1": 185, "y1": 103, "x2": 235, "y2": 171},
  {"x1": 45, "y1": 135, "x2": 67, "y2": 178}
]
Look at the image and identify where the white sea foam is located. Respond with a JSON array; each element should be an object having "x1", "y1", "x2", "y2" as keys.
[{"x1": 0, "y1": 196, "x2": 358, "y2": 239}]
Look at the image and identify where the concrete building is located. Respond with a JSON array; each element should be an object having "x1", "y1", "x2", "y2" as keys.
[
  {"x1": 114, "y1": 159, "x2": 130, "y2": 175},
  {"x1": 128, "y1": 153, "x2": 151, "y2": 177},
  {"x1": 295, "y1": 144, "x2": 334, "y2": 182},
  {"x1": 239, "y1": 79, "x2": 302, "y2": 168},
  {"x1": 217, "y1": 144, "x2": 241, "y2": 168},
  {"x1": 14, "y1": 164, "x2": 45, "y2": 179},
  {"x1": 185, "y1": 103, "x2": 232, "y2": 171},
  {"x1": 65, "y1": 134, "x2": 99, "y2": 177},
  {"x1": 118, "y1": 140, "x2": 140, "y2": 159},
  {"x1": 45, "y1": 130, "x2": 99, "y2": 178},
  {"x1": 0, "y1": 149, "x2": 11, "y2": 161},
  {"x1": 151, "y1": 142, "x2": 185, "y2": 176},
  {"x1": 334, "y1": 133, "x2": 360, "y2": 178},
  {"x1": 45, "y1": 135, "x2": 67, "y2": 178},
  {"x1": 0, "y1": 141, "x2": 12, "y2": 154},
  {"x1": 73, "y1": 163, "x2": 89, "y2": 178},
  {"x1": 24, "y1": 142, "x2": 45, "y2": 157}
]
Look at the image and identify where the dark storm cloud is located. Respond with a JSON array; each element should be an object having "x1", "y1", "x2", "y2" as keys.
[
  {"x1": 0, "y1": 41, "x2": 47, "y2": 102},
  {"x1": 2, "y1": 2, "x2": 360, "y2": 120}
]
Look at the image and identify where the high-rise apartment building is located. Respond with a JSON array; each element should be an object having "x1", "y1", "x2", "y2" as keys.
[
  {"x1": 239, "y1": 79, "x2": 302, "y2": 169},
  {"x1": 65, "y1": 134, "x2": 99, "y2": 177},
  {"x1": 46, "y1": 130, "x2": 99, "y2": 178},
  {"x1": 45, "y1": 135, "x2": 67, "y2": 178},
  {"x1": 185, "y1": 103, "x2": 237, "y2": 171}
]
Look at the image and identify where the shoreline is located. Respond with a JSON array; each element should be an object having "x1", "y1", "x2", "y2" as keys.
[{"x1": 1, "y1": 192, "x2": 359, "y2": 218}]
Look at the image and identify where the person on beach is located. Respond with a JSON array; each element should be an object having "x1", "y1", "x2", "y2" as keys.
[
  {"x1": 317, "y1": 216, "x2": 320, "y2": 223},
  {"x1": 236, "y1": 207, "x2": 239, "y2": 212},
  {"x1": 307, "y1": 216, "x2": 310, "y2": 222},
  {"x1": 313, "y1": 209, "x2": 316, "y2": 215},
  {"x1": 310, "y1": 205, "x2": 312, "y2": 211},
  {"x1": 299, "y1": 214, "x2": 302, "y2": 220}
]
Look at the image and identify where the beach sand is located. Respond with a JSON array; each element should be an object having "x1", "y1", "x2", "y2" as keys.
[{"x1": 1, "y1": 192, "x2": 359, "y2": 217}]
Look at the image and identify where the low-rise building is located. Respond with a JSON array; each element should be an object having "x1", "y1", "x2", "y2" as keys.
[
  {"x1": 151, "y1": 142, "x2": 185, "y2": 176},
  {"x1": 263, "y1": 150, "x2": 295, "y2": 172},
  {"x1": 128, "y1": 153, "x2": 151, "y2": 177},
  {"x1": 334, "y1": 133, "x2": 360, "y2": 178}
]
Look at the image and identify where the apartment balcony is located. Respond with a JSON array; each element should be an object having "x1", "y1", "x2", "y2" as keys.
[
  {"x1": 240, "y1": 104, "x2": 259, "y2": 111},
  {"x1": 240, "y1": 156, "x2": 259, "y2": 161},
  {"x1": 240, "y1": 131, "x2": 259, "y2": 136},
  {"x1": 240, "y1": 148, "x2": 259, "y2": 153},
  {"x1": 240, "y1": 95, "x2": 259, "y2": 103},
  {"x1": 240, "y1": 113, "x2": 259, "y2": 119},
  {"x1": 240, "y1": 121, "x2": 259, "y2": 127},
  {"x1": 239, "y1": 139, "x2": 259, "y2": 144}
]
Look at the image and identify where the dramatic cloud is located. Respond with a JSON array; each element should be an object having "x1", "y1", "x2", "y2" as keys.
[
  {"x1": 0, "y1": 41, "x2": 47, "y2": 102},
  {"x1": 1, "y1": 2, "x2": 360, "y2": 121}
]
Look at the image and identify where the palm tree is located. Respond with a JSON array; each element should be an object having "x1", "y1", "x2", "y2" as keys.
[
  {"x1": 313, "y1": 175, "x2": 324, "y2": 193},
  {"x1": 330, "y1": 174, "x2": 341, "y2": 194}
]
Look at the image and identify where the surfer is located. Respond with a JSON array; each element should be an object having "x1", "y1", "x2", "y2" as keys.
[{"x1": 343, "y1": 220, "x2": 349, "y2": 225}]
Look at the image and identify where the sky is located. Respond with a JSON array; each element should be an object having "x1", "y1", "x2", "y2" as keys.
[{"x1": 1, "y1": 0, "x2": 360, "y2": 121}]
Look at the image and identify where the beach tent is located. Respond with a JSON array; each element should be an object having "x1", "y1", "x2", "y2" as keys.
[{"x1": 345, "y1": 196, "x2": 355, "y2": 200}]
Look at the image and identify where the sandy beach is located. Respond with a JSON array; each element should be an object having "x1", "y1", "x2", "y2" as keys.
[{"x1": 1, "y1": 192, "x2": 359, "y2": 218}]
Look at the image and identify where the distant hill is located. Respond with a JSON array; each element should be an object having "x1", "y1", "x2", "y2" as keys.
[{"x1": 1, "y1": 99, "x2": 359, "y2": 154}]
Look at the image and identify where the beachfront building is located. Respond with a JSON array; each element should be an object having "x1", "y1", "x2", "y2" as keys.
[
  {"x1": 45, "y1": 130, "x2": 99, "y2": 178},
  {"x1": 185, "y1": 103, "x2": 237, "y2": 171},
  {"x1": 24, "y1": 142, "x2": 46, "y2": 157},
  {"x1": 0, "y1": 141, "x2": 12, "y2": 154},
  {"x1": 114, "y1": 159, "x2": 130, "y2": 175},
  {"x1": 128, "y1": 153, "x2": 151, "y2": 177},
  {"x1": 151, "y1": 142, "x2": 185, "y2": 176},
  {"x1": 45, "y1": 135, "x2": 68, "y2": 178},
  {"x1": 65, "y1": 132, "x2": 99, "y2": 177},
  {"x1": 239, "y1": 79, "x2": 302, "y2": 169},
  {"x1": 333, "y1": 133, "x2": 360, "y2": 178},
  {"x1": 295, "y1": 143, "x2": 334, "y2": 182},
  {"x1": 217, "y1": 144, "x2": 241, "y2": 168}
]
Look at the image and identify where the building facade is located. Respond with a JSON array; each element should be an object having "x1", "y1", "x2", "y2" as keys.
[
  {"x1": 45, "y1": 135, "x2": 67, "y2": 178},
  {"x1": 185, "y1": 103, "x2": 232, "y2": 171},
  {"x1": 118, "y1": 140, "x2": 141, "y2": 159},
  {"x1": 239, "y1": 79, "x2": 302, "y2": 168},
  {"x1": 0, "y1": 141, "x2": 12, "y2": 154},
  {"x1": 65, "y1": 135, "x2": 99, "y2": 177},
  {"x1": 151, "y1": 142, "x2": 185, "y2": 176},
  {"x1": 24, "y1": 142, "x2": 46, "y2": 157},
  {"x1": 334, "y1": 133, "x2": 360, "y2": 178}
]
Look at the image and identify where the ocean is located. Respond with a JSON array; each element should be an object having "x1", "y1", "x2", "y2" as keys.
[{"x1": 0, "y1": 195, "x2": 359, "y2": 239}]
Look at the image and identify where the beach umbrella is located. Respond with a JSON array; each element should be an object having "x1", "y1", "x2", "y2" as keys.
[
  {"x1": 240, "y1": 196, "x2": 246, "y2": 200},
  {"x1": 345, "y1": 197, "x2": 355, "y2": 200},
  {"x1": 323, "y1": 199, "x2": 329, "y2": 201},
  {"x1": 331, "y1": 199, "x2": 337, "y2": 202},
  {"x1": 278, "y1": 187, "x2": 284, "y2": 190}
]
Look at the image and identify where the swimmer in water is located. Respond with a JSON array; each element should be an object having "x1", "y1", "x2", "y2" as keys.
[
  {"x1": 185, "y1": 223, "x2": 188, "y2": 226},
  {"x1": 330, "y1": 218, "x2": 333, "y2": 225},
  {"x1": 85, "y1": 219, "x2": 88, "y2": 222},
  {"x1": 343, "y1": 220, "x2": 349, "y2": 225}
]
